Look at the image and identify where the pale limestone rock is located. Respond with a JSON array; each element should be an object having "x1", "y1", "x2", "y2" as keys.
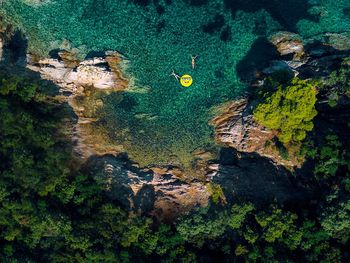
[
  {"x1": 0, "y1": 36, "x2": 3, "y2": 61},
  {"x1": 27, "y1": 56, "x2": 119, "y2": 91},
  {"x1": 26, "y1": 51, "x2": 129, "y2": 161}
]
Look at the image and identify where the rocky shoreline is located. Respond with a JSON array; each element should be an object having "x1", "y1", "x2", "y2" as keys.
[
  {"x1": 2, "y1": 21, "x2": 350, "y2": 219},
  {"x1": 27, "y1": 50, "x2": 130, "y2": 160}
]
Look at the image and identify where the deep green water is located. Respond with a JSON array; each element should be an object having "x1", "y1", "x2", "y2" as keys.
[{"x1": 2, "y1": 0, "x2": 350, "y2": 168}]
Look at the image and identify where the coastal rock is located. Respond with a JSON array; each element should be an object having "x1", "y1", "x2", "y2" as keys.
[
  {"x1": 26, "y1": 50, "x2": 129, "y2": 160},
  {"x1": 211, "y1": 99, "x2": 297, "y2": 168},
  {"x1": 86, "y1": 155, "x2": 210, "y2": 222},
  {"x1": 58, "y1": 50, "x2": 80, "y2": 68},
  {"x1": 262, "y1": 60, "x2": 296, "y2": 76},
  {"x1": 87, "y1": 152, "x2": 308, "y2": 221},
  {"x1": 269, "y1": 31, "x2": 304, "y2": 58},
  {"x1": 265, "y1": 31, "x2": 350, "y2": 79},
  {"x1": 0, "y1": 36, "x2": 3, "y2": 61},
  {"x1": 84, "y1": 148, "x2": 309, "y2": 221},
  {"x1": 27, "y1": 51, "x2": 128, "y2": 92},
  {"x1": 322, "y1": 32, "x2": 350, "y2": 51},
  {"x1": 211, "y1": 99, "x2": 274, "y2": 152}
]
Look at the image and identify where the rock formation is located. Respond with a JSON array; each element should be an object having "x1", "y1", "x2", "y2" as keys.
[
  {"x1": 86, "y1": 151, "x2": 306, "y2": 222},
  {"x1": 27, "y1": 51, "x2": 128, "y2": 92},
  {"x1": 26, "y1": 50, "x2": 129, "y2": 159},
  {"x1": 84, "y1": 155, "x2": 210, "y2": 222},
  {"x1": 269, "y1": 31, "x2": 304, "y2": 58},
  {"x1": 216, "y1": 31, "x2": 350, "y2": 170},
  {"x1": 211, "y1": 99, "x2": 298, "y2": 168},
  {"x1": 1, "y1": 25, "x2": 322, "y2": 220},
  {"x1": 265, "y1": 31, "x2": 350, "y2": 78}
]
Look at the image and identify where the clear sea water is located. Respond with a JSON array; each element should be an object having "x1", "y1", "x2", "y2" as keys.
[{"x1": 2, "y1": 0, "x2": 350, "y2": 168}]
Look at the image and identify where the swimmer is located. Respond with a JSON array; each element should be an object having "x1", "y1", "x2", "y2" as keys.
[
  {"x1": 191, "y1": 55, "x2": 198, "y2": 69},
  {"x1": 170, "y1": 70, "x2": 180, "y2": 81}
]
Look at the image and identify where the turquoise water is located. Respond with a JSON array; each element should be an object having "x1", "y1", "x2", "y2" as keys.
[{"x1": 2, "y1": 0, "x2": 350, "y2": 168}]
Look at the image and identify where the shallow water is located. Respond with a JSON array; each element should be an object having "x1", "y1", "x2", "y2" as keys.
[{"x1": 2, "y1": 0, "x2": 350, "y2": 168}]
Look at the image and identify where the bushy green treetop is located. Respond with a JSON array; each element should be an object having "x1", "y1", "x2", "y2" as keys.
[{"x1": 254, "y1": 78, "x2": 318, "y2": 144}]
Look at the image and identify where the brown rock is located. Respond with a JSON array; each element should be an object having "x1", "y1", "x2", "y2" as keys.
[
  {"x1": 93, "y1": 156, "x2": 210, "y2": 222},
  {"x1": 270, "y1": 31, "x2": 304, "y2": 58},
  {"x1": 211, "y1": 99, "x2": 299, "y2": 168},
  {"x1": 26, "y1": 50, "x2": 130, "y2": 161},
  {"x1": 58, "y1": 50, "x2": 80, "y2": 68},
  {"x1": 211, "y1": 99, "x2": 274, "y2": 152}
]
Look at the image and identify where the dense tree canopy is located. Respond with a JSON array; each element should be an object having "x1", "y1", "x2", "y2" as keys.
[
  {"x1": 0, "y1": 72, "x2": 349, "y2": 262},
  {"x1": 254, "y1": 78, "x2": 318, "y2": 144}
]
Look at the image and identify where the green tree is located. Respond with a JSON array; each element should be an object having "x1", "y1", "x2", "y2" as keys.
[
  {"x1": 227, "y1": 203, "x2": 254, "y2": 229},
  {"x1": 255, "y1": 206, "x2": 300, "y2": 246},
  {"x1": 326, "y1": 64, "x2": 350, "y2": 98},
  {"x1": 254, "y1": 78, "x2": 318, "y2": 144},
  {"x1": 176, "y1": 207, "x2": 227, "y2": 247},
  {"x1": 314, "y1": 135, "x2": 348, "y2": 178},
  {"x1": 320, "y1": 199, "x2": 350, "y2": 243}
]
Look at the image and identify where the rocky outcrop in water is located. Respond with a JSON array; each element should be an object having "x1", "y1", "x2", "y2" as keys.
[
  {"x1": 27, "y1": 51, "x2": 128, "y2": 92},
  {"x1": 25, "y1": 50, "x2": 130, "y2": 160},
  {"x1": 84, "y1": 155, "x2": 210, "y2": 222},
  {"x1": 264, "y1": 31, "x2": 350, "y2": 79},
  {"x1": 220, "y1": 31, "x2": 350, "y2": 169},
  {"x1": 269, "y1": 31, "x2": 304, "y2": 58}
]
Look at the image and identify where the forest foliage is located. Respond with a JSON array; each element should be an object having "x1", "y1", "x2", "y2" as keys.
[
  {"x1": 254, "y1": 78, "x2": 318, "y2": 144},
  {"x1": 0, "y1": 72, "x2": 349, "y2": 262}
]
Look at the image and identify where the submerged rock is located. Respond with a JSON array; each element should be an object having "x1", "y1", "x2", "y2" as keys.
[
  {"x1": 262, "y1": 60, "x2": 296, "y2": 76},
  {"x1": 21, "y1": 0, "x2": 51, "y2": 7},
  {"x1": 320, "y1": 32, "x2": 350, "y2": 51}
]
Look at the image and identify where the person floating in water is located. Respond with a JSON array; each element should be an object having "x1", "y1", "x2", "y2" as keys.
[
  {"x1": 191, "y1": 55, "x2": 198, "y2": 69},
  {"x1": 170, "y1": 70, "x2": 180, "y2": 81}
]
